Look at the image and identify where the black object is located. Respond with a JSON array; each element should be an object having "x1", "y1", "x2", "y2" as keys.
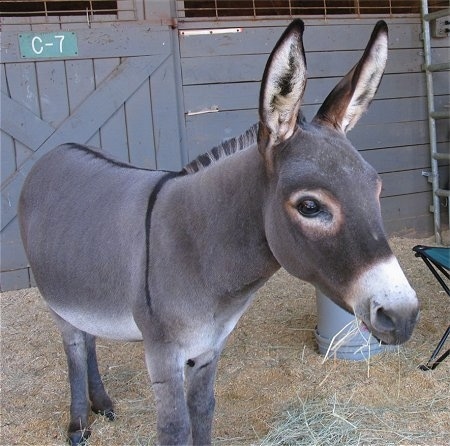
[{"x1": 413, "y1": 245, "x2": 450, "y2": 371}]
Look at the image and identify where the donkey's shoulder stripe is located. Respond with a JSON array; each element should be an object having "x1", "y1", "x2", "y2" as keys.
[
  {"x1": 145, "y1": 170, "x2": 186, "y2": 311},
  {"x1": 66, "y1": 143, "x2": 156, "y2": 172}
]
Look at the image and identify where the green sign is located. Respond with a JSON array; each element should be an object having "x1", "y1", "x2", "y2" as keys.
[{"x1": 19, "y1": 32, "x2": 78, "y2": 59}]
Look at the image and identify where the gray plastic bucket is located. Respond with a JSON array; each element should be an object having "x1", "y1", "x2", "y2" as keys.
[{"x1": 315, "y1": 289, "x2": 387, "y2": 361}]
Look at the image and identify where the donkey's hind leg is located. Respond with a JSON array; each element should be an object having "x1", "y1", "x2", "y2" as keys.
[
  {"x1": 85, "y1": 334, "x2": 115, "y2": 420},
  {"x1": 50, "y1": 309, "x2": 91, "y2": 445},
  {"x1": 50, "y1": 311, "x2": 114, "y2": 444}
]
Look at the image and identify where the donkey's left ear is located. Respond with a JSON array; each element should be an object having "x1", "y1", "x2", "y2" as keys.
[
  {"x1": 313, "y1": 21, "x2": 388, "y2": 133},
  {"x1": 258, "y1": 19, "x2": 307, "y2": 159}
]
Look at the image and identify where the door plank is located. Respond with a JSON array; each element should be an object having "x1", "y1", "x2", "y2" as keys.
[
  {"x1": 36, "y1": 60, "x2": 69, "y2": 128},
  {"x1": 1, "y1": 93, "x2": 55, "y2": 150},
  {"x1": 125, "y1": 80, "x2": 157, "y2": 169},
  {"x1": 1, "y1": 54, "x2": 168, "y2": 230},
  {"x1": 66, "y1": 59, "x2": 96, "y2": 112}
]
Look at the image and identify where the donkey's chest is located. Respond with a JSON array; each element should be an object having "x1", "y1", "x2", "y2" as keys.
[{"x1": 170, "y1": 289, "x2": 259, "y2": 361}]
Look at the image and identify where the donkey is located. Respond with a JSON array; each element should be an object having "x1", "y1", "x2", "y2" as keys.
[{"x1": 19, "y1": 20, "x2": 419, "y2": 445}]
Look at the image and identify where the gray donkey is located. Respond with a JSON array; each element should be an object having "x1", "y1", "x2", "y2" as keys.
[{"x1": 19, "y1": 20, "x2": 419, "y2": 445}]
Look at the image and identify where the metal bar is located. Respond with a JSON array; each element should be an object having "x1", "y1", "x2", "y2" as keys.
[
  {"x1": 436, "y1": 189, "x2": 450, "y2": 198},
  {"x1": 421, "y1": 0, "x2": 443, "y2": 245},
  {"x1": 186, "y1": 106, "x2": 220, "y2": 116},
  {"x1": 423, "y1": 8, "x2": 450, "y2": 22},
  {"x1": 426, "y1": 62, "x2": 450, "y2": 72},
  {"x1": 180, "y1": 28, "x2": 243, "y2": 36},
  {"x1": 433, "y1": 153, "x2": 450, "y2": 161},
  {"x1": 176, "y1": 1, "x2": 449, "y2": 20},
  {"x1": 431, "y1": 110, "x2": 450, "y2": 119},
  {"x1": 0, "y1": 0, "x2": 137, "y2": 24}
]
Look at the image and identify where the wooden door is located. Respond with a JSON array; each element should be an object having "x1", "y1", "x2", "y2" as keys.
[{"x1": 1, "y1": 24, "x2": 185, "y2": 290}]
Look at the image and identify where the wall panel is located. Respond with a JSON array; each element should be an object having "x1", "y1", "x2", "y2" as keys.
[{"x1": 178, "y1": 16, "x2": 449, "y2": 240}]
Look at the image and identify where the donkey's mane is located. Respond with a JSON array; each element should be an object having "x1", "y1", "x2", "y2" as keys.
[{"x1": 183, "y1": 123, "x2": 258, "y2": 174}]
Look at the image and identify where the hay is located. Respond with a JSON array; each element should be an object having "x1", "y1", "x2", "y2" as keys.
[
  {"x1": 1, "y1": 235, "x2": 449, "y2": 445},
  {"x1": 320, "y1": 318, "x2": 376, "y2": 364},
  {"x1": 259, "y1": 393, "x2": 450, "y2": 446}
]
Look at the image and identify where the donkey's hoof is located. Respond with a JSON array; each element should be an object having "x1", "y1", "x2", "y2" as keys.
[
  {"x1": 102, "y1": 408, "x2": 116, "y2": 421},
  {"x1": 92, "y1": 406, "x2": 116, "y2": 421},
  {"x1": 67, "y1": 429, "x2": 91, "y2": 446}
]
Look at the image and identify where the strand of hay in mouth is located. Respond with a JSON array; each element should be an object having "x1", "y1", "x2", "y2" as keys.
[
  {"x1": 321, "y1": 318, "x2": 363, "y2": 363},
  {"x1": 258, "y1": 393, "x2": 450, "y2": 446},
  {"x1": 321, "y1": 316, "x2": 383, "y2": 378}
]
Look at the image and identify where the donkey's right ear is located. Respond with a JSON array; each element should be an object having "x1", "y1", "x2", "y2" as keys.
[{"x1": 258, "y1": 20, "x2": 307, "y2": 164}]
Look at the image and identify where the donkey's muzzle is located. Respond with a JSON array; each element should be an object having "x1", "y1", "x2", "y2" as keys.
[
  {"x1": 369, "y1": 300, "x2": 419, "y2": 345},
  {"x1": 352, "y1": 256, "x2": 420, "y2": 345}
]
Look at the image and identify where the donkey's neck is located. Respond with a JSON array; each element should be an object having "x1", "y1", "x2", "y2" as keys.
[{"x1": 157, "y1": 144, "x2": 279, "y2": 297}]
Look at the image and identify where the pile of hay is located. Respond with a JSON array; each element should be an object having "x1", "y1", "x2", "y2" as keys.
[
  {"x1": 1, "y1": 235, "x2": 449, "y2": 445},
  {"x1": 260, "y1": 394, "x2": 449, "y2": 445}
]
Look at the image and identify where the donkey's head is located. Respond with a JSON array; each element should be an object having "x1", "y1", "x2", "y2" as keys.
[{"x1": 259, "y1": 20, "x2": 419, "y2": 345}]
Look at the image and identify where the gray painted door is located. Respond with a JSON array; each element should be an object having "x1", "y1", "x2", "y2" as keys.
[
  {"x1": 1, "y1": 24, "x2": 185, "y2": 291},
  {"x1": 177, "y1": 18, "x2": 449, "y2": 237}
]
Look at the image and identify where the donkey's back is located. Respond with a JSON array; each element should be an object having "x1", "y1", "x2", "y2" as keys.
[{"x1": 19, "y1": 144, "x2": 163, "y2": 340}]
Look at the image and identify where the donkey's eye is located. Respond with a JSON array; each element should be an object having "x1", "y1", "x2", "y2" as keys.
[{"x1": 297, "y1": 199, "x2": 321, "y2": 217}]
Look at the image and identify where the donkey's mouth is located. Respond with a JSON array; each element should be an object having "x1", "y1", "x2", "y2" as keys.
[
  {"x1": 353, "y1": 309, "x2": 393, "y2": 345},
  {"x1": 351, "y1": 264, "x2": 419, "y2": 345},
  {"x1": 359, "y1": 320, "x2": 386, "y2": 344},
  {"x1": 359, "y1": 315, "x2": 418, "y2": 346}
]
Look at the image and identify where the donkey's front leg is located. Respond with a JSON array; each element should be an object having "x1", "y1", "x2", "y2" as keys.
[
  {"x1": 185, "y1": 349, "x2": 222, "y2": 445},
  {"x1": 144, "y1": 342, "x2": 191, "y2": 445}
]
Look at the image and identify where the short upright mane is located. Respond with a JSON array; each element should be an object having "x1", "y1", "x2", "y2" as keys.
[{"x1": 183, "y1": 124, "x2": 258, "y2": 174}]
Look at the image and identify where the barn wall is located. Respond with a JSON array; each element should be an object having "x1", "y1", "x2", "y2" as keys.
[
  {"x1": 177, "y1": 16, "x2": 449, "y2": 237},
  {"x1": 0, "y1": 1, "x2": 186, "y2": 291},
  {"x1": 1, "y1": 2, "x2": 448, "y2": 291}
]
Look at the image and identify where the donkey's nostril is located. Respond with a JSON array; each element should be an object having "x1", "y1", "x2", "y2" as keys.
[{"x1": 372, "y1": 305, "x2": 396, "y2": 333}]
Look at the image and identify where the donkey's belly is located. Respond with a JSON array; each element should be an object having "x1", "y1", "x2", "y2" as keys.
[{"x1": 49, "y1": 299, "x2": 144, "y2": 341}]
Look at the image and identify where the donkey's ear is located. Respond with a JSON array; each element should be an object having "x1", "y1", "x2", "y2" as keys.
[
  {"x1": 313, "y1": 21, "x2": 388, "y2": 133},
  {"x1": 258, "y1": 19, "x2": 307, "y2": 158}
]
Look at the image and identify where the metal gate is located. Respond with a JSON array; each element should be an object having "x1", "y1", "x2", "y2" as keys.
[{"x1": 1, "y1": 3, "x2": 185, "y2": 291}]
